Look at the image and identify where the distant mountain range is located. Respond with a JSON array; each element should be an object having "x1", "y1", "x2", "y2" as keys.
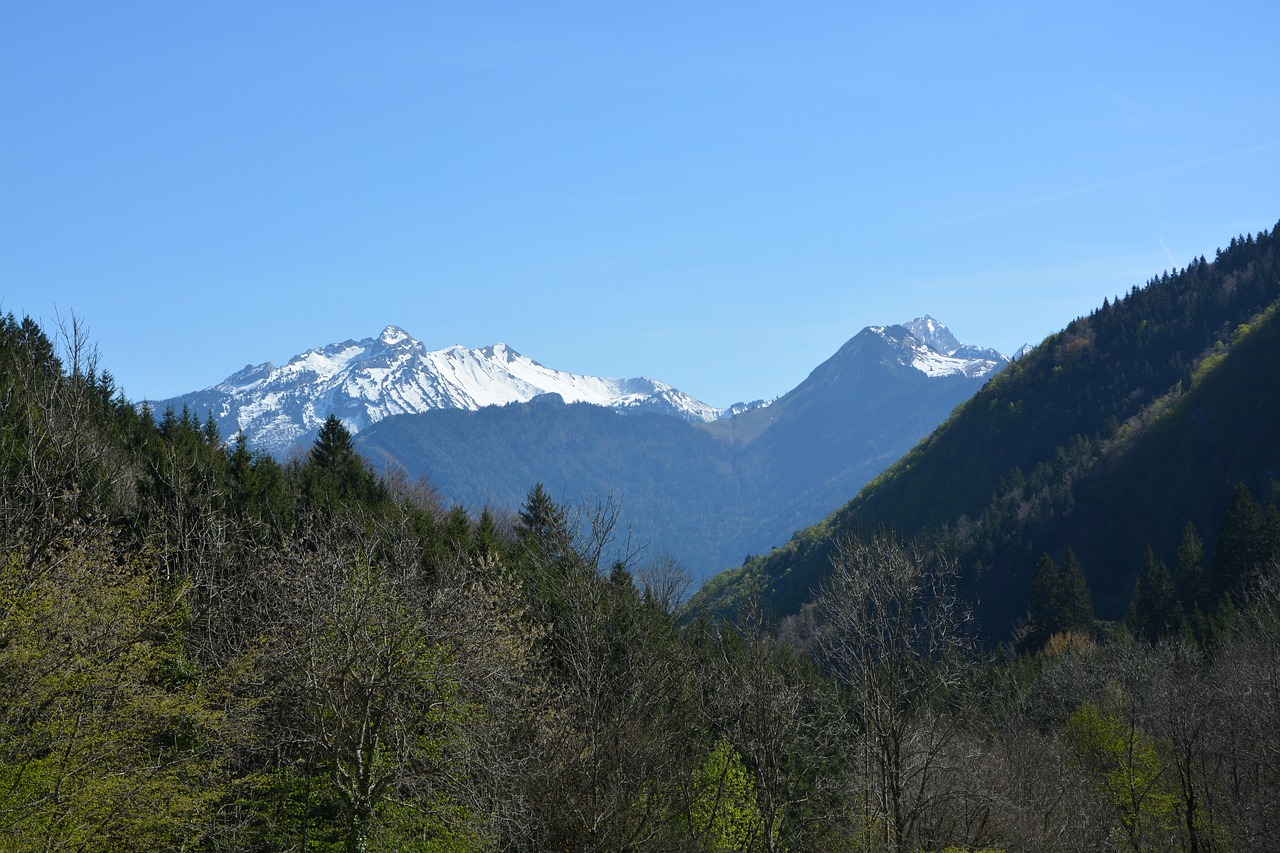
[
  {"x1": 158, "y1": 316, "x2": 1008, "y2": 457},
  {"x1": 693, "y1": 223, "x2": 1280, "y2": 635},
  {"x1": 156, "y1": 326, "x2": 738, "y2": 456},
  {"x1": 160, "y1": 316, "x2": 1011, "y2": 577}
]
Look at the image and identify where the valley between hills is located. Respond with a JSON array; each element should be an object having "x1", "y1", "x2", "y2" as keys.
[{"x1": 3, "y1": 224, "x2": 1279, "y2": 850}]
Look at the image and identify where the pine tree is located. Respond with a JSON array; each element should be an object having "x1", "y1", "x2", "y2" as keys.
[
  {"x1": 514, "y1": 483, "x2": 576, "y2": 624},
  {"x1": 474, "y1": 507, "x2": 504, "y2": 560},
  {"x1": 310, "y1": 414, "x2": 356, "y2": 474},
  {"x1": 1059, "y1": 548, "x2": 1094, "y2": 631},
  {"x1": 1028, "y1": 553, "x2": 1060, "y2": 646},
  {"x1": 517, "y1": 483, "x2": 571, "y2": 567},
  {"x1": 1027, "y1": 549, "x2": 1095, "y2": 649},
  {"x1": 1128, "y1": 546, "x2": 1177, "y2": 642},
  {"x1": 1174, "y1": 522, "x2": 1208, "y2": 617},
  {"x1": 306, "y1": 414, "x2": 384, "y2": 506},
  {"x1": 1213, "y1": 483, "x2": 1271, "y2": 600}
]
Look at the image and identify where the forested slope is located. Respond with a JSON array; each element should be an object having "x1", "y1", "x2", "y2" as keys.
[
  {"x1": 4, "y1": 307, "x2": 1280, "y2": 851},
  {"x1": 696, "y1": 223, "x2": 1280, "y2": 634}
]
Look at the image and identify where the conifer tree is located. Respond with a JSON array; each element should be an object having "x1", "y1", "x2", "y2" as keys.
[
  {"x1": 1059, "y1": 549, "x2": 1095, "y2": 631},
  {"x1": 1213, "y1": 483, "x2": 1272, "y2": 600},
  {"x1": 306, "y1": 414, "x2": 384, "y2": 505},
  {"x1": 474, "y1": 507, "x2": 504, "y2": 560},
  {"x1": 1128, "y1": 546, "x2": 1177, "y2": 642},
  {"x1": 310, "y1": 413, "x2": 357, "y2": 473},
  {"x1": 1028, "y1": 553, "x2": 1060, "y2": 646},
  {"x1": 517, "y1": 483, "x2": 571, "y2": 567},
  {"x1": 1174, "y1": 522, "x2": 1208, "y2": 616},
  {"x1": 1027, "y1": 549, "x2": 1094, "y2": 647}
]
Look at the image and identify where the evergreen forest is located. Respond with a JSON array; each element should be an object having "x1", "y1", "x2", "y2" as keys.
[
  {"x1": 3, "y1": 227, "x2": 1280, "y2": 851},
  {"x1": 699, "y1": 223, "x2": 1280, "y2": 635}
]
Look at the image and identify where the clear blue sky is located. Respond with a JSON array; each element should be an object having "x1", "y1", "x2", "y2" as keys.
[{"x1": 3, "y1": 1, "x2": 1277, "y2": 407}]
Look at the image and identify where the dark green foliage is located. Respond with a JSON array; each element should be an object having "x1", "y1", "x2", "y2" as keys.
[
  {"x1": 696, "y1": 222, "x2": 1280, "y2": 636},
  {"x1": 1028, "y1": 554, "x2": 1061, "y2": 647},
  {"x1": 1128, "y1": 546, "x2": 1178, "y2": 642},
  {"x1": 1027, "y1": 549, "x2": 1094, "y2": 647},
  {"x1": 1060, "y1": 549, "x2": 1095, "y2": 630},
  {"x1": 1213, "y1": 482, "x2": 1280, "y2": 602},
  {"x1": 517, "y1": 482, "x2": 570, "y2": 563},
  {"x1": 7, "y1": 220, "x2": 1280, "y2": 851},
  {"x1": 310, "y1": 413, "x2": 356, "y2": 471},
  {"x1": 306, "y1": 414, "x2": 388, "y2": 507},
  {"x1": 1174, "y1": 522, "x2": 1209, "y2": 617},
  {"x1": 472, "y1": 506, "x2": 504, "y2": 560}
]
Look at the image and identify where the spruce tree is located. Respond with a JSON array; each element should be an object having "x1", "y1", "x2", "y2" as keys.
[
  {"x1": 310, "y1": 414, "x2": 356, "y2": 474},
  {"x1": 518, "y1": 483, "x2": 570, "y2": 567},
  {"x1": 474, "y1": 507, "x2": 504, "y2": 560},
  {"x1": 306, "y1": 414, "x2": 384, "y2": 506},
  {"x1": 1028, "y1": 553, "x2": 1060, "y2": 645},
  {"x1": 1027, "y1": 549, "x2": 1094, "y2": 649},
  {"x1": 1214, "y1": 483, "x2": 1269, "y2": 600},
  {"x1": 1059, "y1": 548, "x2": 1094, "y2": 631},
  {"x1": 1128, "y1": 546, "x2": 1177, "y2": 642},
  {"x1": 1174, "y1": 522, "x2": 1208, "y2": 616}
]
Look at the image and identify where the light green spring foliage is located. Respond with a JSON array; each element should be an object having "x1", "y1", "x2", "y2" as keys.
[
  {"x1": 0, "y1": 541, "x2": 238, "y2": 850},
  {"x1": 1066, "y1": 701, "x2": 1179, "y2": 853},
  {"x1": 688, "y1": 738, "x2": 770, "y2": 852},
  {"x1": 300, "y1": 559, "x2": 488, "y2": 852},
  {"x1": 375, "y1": 800, "x2": 491, "y2": 853}
]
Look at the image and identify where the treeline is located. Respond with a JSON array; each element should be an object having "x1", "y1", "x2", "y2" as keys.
[
  {"x1": 1019, "y1": 481, "x2": 1280, "y2": 651},
  {"x1": 3, "y1": 314, "x2": 1280, "y2": 851}
]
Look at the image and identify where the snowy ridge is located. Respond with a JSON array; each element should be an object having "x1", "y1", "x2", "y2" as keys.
[
  {"x1": 868, "y1": 318, "x2": 1009, "y2": 379},
  {"x1": 164, "y1": 318, "x2": 1008, "y2": 456},
  {"x1": 171, "y1": 325, "x2": 723, "y2": 455}
]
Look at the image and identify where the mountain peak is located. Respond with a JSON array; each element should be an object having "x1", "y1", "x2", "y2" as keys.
[
  {"x1": 903, "y1": 316, "x2": 962, "y2": 355},
  {"x1": 856, "y1": 319, "x2": 1008, "y2": 380},
  {"x1": 379, "y1": 325, "x2": 413, "y2": 346},
  {"x1": 479, "y1": 342, "x2": 523, "y2": 363},
  {"x1": 162, "y1": 327, "x2": 723, "y2": 455}
]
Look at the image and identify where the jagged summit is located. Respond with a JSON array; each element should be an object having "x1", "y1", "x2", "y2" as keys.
[
  {"x1": 903, "y1": 315, "x2": 962, "y2": 356},
  {"x1": 865, "y1": 318, "x2": 1009, "y2": 379},
  {"x1": 159, "y1": 326, "x2": 724, "y2": 455},
  {"x1": 379, "y1": 325, "x2": 414, "y2": 346},
  {"x1": 159, "y1": 317, "x2": 1009, "y2": 457}
]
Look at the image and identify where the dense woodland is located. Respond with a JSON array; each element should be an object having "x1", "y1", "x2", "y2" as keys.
[{"x1": 3, "y1": 228, "x2": 1280, "y2": 852}]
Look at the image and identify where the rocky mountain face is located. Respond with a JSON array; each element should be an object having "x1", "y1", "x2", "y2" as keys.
[
  {"x1": 158, "y1": 317, "x2": 1007, "y2": 461},
  {"x1": 155, "y1": 325, "x2": 725, "y2": 456}
]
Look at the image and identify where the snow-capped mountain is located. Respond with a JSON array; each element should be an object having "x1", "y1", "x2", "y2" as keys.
[
  {"x1": 157, "y1": 325, "x2": 722, "y2": 455},
  {"x1": 158, "y1": 317, "x2": 1007, "y2": 458},
  {"x1": 876, "y1": 316, "x2": 1009, "y2": 379},
  {"x1": 357, "y1": 315, "x2": 1009, "y2": 574}
]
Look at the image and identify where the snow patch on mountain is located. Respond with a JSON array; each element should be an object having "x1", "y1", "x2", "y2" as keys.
[
  {"x1": 869, "y1": 319, "x2": 1009, "y2": 379},
  {"x1": 163, "y1": 326, "x2": 724, "y2": 455},
  {"x1": 903, "y1": 315, "x2": 963, "y2": 356},
  {"x1": 162, "y1": 317, "x2": 1009, "y2": 456}
]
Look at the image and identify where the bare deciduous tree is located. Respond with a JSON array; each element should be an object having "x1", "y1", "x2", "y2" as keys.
[{"x1": 816, "y1": 531, "x2": 976, "y2": 852}]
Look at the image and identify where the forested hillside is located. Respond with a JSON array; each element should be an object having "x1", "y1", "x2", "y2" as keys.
[
  {"x1": 696, "y1": 223, "x2": 1280, "y2": 637},
  {"x1": 4, "y1": 286, "x2": 1279, "y2": 850}
]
